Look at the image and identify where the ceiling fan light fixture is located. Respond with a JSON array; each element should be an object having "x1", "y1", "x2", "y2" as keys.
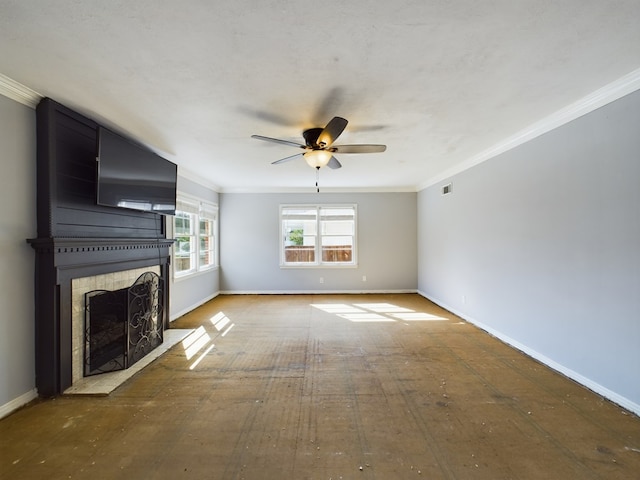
[
  {"x1": 303, "y1": 150, "x2": 332, "y2": 168},
  {"x1": 252, "y1": 116, "x2": 386, "y2": 170}
]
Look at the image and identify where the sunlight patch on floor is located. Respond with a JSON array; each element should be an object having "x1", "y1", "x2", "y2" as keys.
[
  {"x1": 178, "y1": 311, "x2": 236, "y2": 370},
  {"x1": 338, "y1": 313, "x2": 395, "y2": 322},
  {"x1": 211, "y1": 311, "x2": 235, "y2": 336},
  {"x1": 311, "y1": 303, "x2": 448, "y2": 323},
  {"x1": 183, "y1": 326, "x2": 211, "y2": 360},
  {"x1": 311, "y1": 304, "x2": 366, "y2": 314},
  {"x1": 353, "y1": 303, "x2": 413, "y2": 313}
]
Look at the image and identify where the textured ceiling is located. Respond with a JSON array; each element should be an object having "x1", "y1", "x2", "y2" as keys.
[{"x1": 1, "y1": 1, "x2": 640, "y2": 192}]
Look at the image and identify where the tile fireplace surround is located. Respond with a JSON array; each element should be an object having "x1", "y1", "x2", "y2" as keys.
[{"x1": 70, "y1": 266, "x2": 160, "y2": 384}]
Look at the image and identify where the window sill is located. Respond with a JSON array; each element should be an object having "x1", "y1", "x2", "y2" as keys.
[
  {"x1": 173, "y1": 266, "x2": 219, "y2": 282},
  {"x1": 280, "y1": 263, "x2": 358, "y2": 269}
]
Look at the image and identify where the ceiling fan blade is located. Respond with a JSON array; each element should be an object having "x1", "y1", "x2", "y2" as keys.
[
  {"x1": 327, "y1": 156, "x2": 342, "y2": 169},
  {"x1": 251, "y1": 135, "x2": 306, "y2": 149},
  {"x1": 271, "y1": 152, "x2": 304, "y2": 165},
  {"x1": 330, "y1": 144, "x2": 387, "y2": 153},
  {"x1": 316, "y1": 116, "x2": 348, "y2": 147}
]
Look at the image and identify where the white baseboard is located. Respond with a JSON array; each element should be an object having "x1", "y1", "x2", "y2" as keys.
[
  {"x1": 0, "y1": 389, "x2": 38, "y2": 420},
  {"x1": 417, "y1": 290, "x2": 640, "y2": 417},
  {"x1": 218, "y1": 289, "x2": 418, "y2": 295},
  {"x1": 170, "y1": 291, "x2": 220, "y2": 321}
]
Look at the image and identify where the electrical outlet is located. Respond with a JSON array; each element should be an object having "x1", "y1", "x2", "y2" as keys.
[
  {"x1": 362, "y1": 275, "x2": 367, "y2": 282},
  {"x1": 319, "y1": 277, "x2": 324, "y2": 284}
]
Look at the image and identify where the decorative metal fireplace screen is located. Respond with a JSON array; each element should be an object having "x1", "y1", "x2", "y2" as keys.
[{"x1": 84, "y1": 272, "x2": 164, "y2": 376}]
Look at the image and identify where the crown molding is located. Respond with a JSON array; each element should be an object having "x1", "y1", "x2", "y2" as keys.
[
  {"x1": 0, "y1": 73, "x2": 42, "y2": 108},
  {"x1": 417, "y1": 67, "x2": 640, "y2": 191},
  {"x1": 218, "y1": 185, "x2": 419, "y2": 194},
  {"x1": 177, "y1": 167, "x2": 222, "y2": 193}
]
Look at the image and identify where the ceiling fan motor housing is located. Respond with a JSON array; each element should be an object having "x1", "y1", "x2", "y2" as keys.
[{"x1": 303, "y1": 128, "x2": 324, "y2": 147}]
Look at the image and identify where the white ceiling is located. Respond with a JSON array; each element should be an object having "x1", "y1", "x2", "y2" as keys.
[{"x1": 1, "y1": 1, "x2": 640, "y2": 192}]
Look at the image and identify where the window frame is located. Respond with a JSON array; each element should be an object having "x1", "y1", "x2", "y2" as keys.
[
  {"x1": 198, "y1": 202, "x2": 218, "y2": 271},
  {"x1": 172, "y1": 195, "x2": 219, "y2": 280},
  {"x1": 280, "y1": 204, "x2": 358, "y2": 268}
]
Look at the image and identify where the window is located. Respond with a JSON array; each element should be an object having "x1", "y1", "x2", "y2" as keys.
[
  {"x1": 281, "y1": 205, "x2": 356, "y2": 267},
  {"x1": 174, "y1": 209, "x2": 196, "y2": 274},
  {"x1": 174, "y1": 197, "x2": 218, "y2": 277},
  {"x1": 198, "y1": 203, "x2": 217, "y2": 269}
]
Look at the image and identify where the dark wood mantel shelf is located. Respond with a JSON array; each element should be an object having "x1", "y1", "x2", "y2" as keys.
[{"x1": 28, "y1": 237, "x2": 174, "y2": 265}]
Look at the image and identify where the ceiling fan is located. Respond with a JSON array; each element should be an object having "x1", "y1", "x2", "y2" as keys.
[{"x1": 251, "y1": 116, "x2": 386, "y2": 170}]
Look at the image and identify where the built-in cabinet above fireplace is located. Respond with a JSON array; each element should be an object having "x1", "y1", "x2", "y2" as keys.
[{"x1": 28, "y1": 98, "x2": 174, "y2": 397}]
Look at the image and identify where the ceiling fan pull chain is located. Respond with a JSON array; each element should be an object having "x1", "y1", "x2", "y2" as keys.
[{"x1": 316, "y1": 166, "x2": 320, "y2": 193}]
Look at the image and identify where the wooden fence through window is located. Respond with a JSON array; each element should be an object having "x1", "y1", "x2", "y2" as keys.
[{"x1": 284, "y1": 245, "x2": 352, "y2": 263}]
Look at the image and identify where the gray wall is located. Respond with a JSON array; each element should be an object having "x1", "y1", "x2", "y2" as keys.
[
  {"x1": 170, "y1": 175, "x2": 220, "y2": 320},
  {"x1": 0, "y1": 95, "x2": 37, "y2": 414},
  {"x1": 418, "y1": 89, "x2": 640, "y2": 413},
  {"x1": 220, "y1": 192, "x2": 418, "y2": 293}
]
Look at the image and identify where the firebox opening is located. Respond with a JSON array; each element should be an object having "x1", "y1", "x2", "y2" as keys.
[{"x1": 84, "y1": 271, "x2": 164, "y2": 377}]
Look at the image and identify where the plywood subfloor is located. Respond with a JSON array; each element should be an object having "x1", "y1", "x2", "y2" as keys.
[{"x1": 1, "y1": 294, "x2": 639, "y2": 479}]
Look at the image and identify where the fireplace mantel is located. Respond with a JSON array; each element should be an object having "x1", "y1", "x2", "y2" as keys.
[
  {"x1": 28, "y1": 236, "x2": 173, "y2": 397},
  {"x1": 28, "y1": 237, "x2": 174, "y2": 271}
]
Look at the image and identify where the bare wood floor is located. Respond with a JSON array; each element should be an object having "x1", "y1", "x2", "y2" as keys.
[{"x1": 1, "y1": 294, "x2": 639, "y2": 479}]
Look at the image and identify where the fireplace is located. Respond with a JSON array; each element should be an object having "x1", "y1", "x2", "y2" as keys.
[
  {"x1": 29, "y1": 98, "x2": 174, "y2": 396},
  {"x1": 29, "y1": 238, "x2": 173, "y2": 396},
  {"x1": 84, "y1": 271, "x2": 164, "y2": 377}
]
